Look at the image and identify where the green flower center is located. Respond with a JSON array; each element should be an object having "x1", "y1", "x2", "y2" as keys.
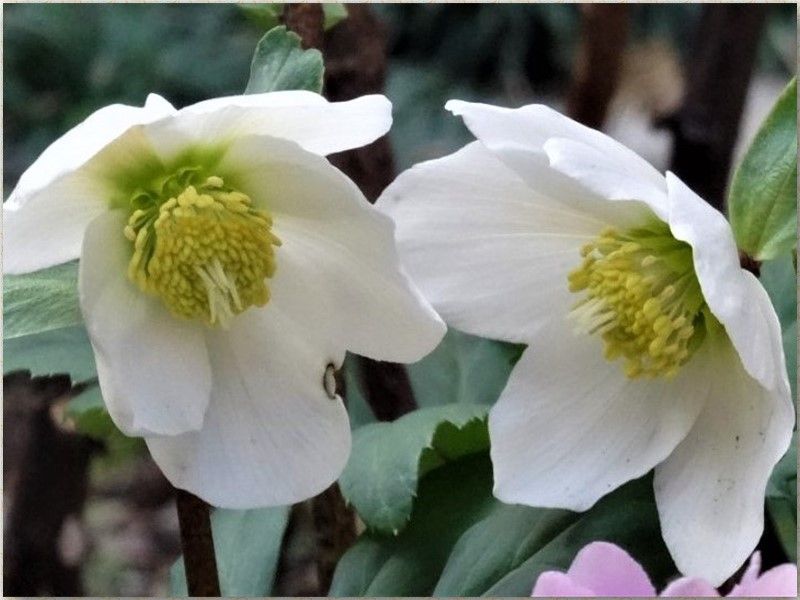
[
  {"x1": 567, "y1": 221, "x2": 708, "y2": 379},
  {"x1": 124, "y1": 168, "x2": 281, "y2": 327}
]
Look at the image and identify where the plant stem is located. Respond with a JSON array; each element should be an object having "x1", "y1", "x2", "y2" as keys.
[
  {"x1": 664, "y1": 4, "x2": 768, "y2": 211},
  {"x1": 566, "y1": 3, "x2": 630, "y2": 129},
  {"x1": 283, "y1": 4, "x2": 325, "y2": 50},
  {"x1": 323, "y1": 5, "x2": 418, "y2": 420},
  {"x1": 175, "y1": 488, "x2": 220, "y2": 596}
]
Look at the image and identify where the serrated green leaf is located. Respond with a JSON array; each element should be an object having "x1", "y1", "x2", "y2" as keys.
[
  {"x1": 760, "y1": 255, "x2": 797, "y2": 397},
  {"x1": 330, "y1": 454, "x2": 497, "y2": 596},
  {"x1": 407, "y1": 328, "x2": 524, "y2": 408},
  {"x1": 244, "y1": 25, "x2": 323, "y2": 94},
  {"x1": 766, "y1": 431, "x2": 797, "y2": 562},
  {"x1": 170, "y1": 505, "x2": 291, "y2": 596},
  {"x1": 338, "y1": 403, "x2": 489, "y2": 533},
  {"x1": 729, "y1": 78, "x2": 797, "y2": 260}
]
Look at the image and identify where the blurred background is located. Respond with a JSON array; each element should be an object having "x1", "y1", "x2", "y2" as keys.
[{"x1": 3, "y1": 3, "x2": 797, "y2": 596}]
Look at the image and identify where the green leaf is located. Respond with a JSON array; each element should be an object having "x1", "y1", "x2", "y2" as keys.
[
  {"x1": 3, "y1": 261, "x2": 97, "y2": 381},
  {"x1": 66, "y1": 385, "x2": 111, "y2": 436},
  {"x1": 760, "y1": 255, "x2": 797, "y2": 397},
  {"x1": 171, "y1": 505, "x2": 291, "y2": 596},
  {"x1": 244, "y1": 25, "x2": 324, "y2": 95},
  {"x1": 322, "y1": 3, "x2": 348, "y2": 30},
  {"x1": 4, "y1": 261, "x2": 83, "y2": 338},
  {"x1": 65, "y1": 385, "x2": 143, "y2": 464},
  {"x1": 767, "y1": 431, "x2": 797, "y2": 562},
  {"x1": 342, "y1": 353, "x2": 378, "y2": 430},
  {"x1": 338, "y1": 403, "x2": 490, "y2": 533},
  {"x1": 330, "y1": 454, "x2": 497, "y2": 596},
  {"x1": 332, "y1": 454, "x2": 677, "y2": 597},
  {"x1": 440, "y1": 476, "x2": 676, "y2": 596},
  {"x1": 407, "y1": 328, "x2": 524, "y2": 408},
  {"x1": 239, "y1": 3, "x2": 284, "y2": 31},
  {"x1": 4, "y1": 325, "x2": 97, "y2": 381},
  {"x1": 729, "y1": 78, "x2": 797, "y2": 260}
]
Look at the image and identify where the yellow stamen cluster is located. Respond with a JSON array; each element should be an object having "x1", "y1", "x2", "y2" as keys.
[
  {"x1": 125, "y1": 175, "x2": 281, "y2": 327},
  {"x1": 567, "y1": 225, "x2": 705, "y2": 379}
]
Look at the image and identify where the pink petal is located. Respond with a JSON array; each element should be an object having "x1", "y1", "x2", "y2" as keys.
[
  {"x1": 532, "y1": 571, "x2": 596, "y2": 597},
  {"x1": 567, "y1": 542, "x2": 657, "y2": 597},
  {"x1": 735, "y1": 551, "x2": 762, "y2": 588},
  {"x1": 660, "y1": 577, "x2": 720, "y2": 597},
  {"x1": 729, "y1": 564, "x2": 798, "y2": 598}
]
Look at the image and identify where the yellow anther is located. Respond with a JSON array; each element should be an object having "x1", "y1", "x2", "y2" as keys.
[
  {"x1": 641, "y1": 255, "x2": 657, "y2": 268},
  {"x1": 124, "y1": 174, "x2": 281, "y2": 327},
  {"x1": 567, "y1": 223, "x2": 705, "y2": 379}
]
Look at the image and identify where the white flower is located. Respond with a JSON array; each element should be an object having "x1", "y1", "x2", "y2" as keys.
[
  {"x1": 5, "y1": 91, "x2": 445, "y2": 508},
  {"x1": 376, "y1": 100, "x2": 794, "y2": 585}
]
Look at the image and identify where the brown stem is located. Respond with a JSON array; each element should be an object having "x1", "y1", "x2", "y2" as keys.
[
  {"x1": 566, "y1": 4, "x2": 631, "y2": 129},
  {"x1": 324, "y1": 5, "x2": 418, "y2": 420},
  {"x1": 283, "y1": 3, "x2": 325, "y2": 50},
  {"x1": 175, "y1": 488, "x2": 220, "y2": 596},
  {"x1": 740, "y1": 252, "x2": 762, "y2": 277},
  {"x1": 311, "y1": 483, "x2": 357, "y2": 593},
  {"x1": 664, "y1": 4, "x2": 768, "y2": 212},
  {"x1": 4, "y1": 373, "x2": 98, "y2": 595}
]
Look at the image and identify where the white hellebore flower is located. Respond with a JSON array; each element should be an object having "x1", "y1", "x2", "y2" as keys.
[
  {"x1": 4, "y1": 91, "x2": 445, "y2": 508},
  {"x1": 377, "y1": 100, "x2": 794, "y2": 585}
]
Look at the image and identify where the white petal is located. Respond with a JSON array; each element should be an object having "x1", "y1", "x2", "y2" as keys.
[
  {"x1": 654, "y1": 335, "x2": 794, "y2": 586},
  {"x1": 79, "y1": 211, "x2": 212, "y2": 437},
  {"x1": 3, "y1": 95, "x2": 175, "y2": 274},
  {"x1": 489, "y1": 319, "x2": 711, "y2": 511},
  {"x1": 145, "y1": 305, "x2": 351, "y2": 508},
  {"x1": 217, "y1": 133, "x2": 444, "y2": 363},
  {"x1": 446, "y1": 100, "x2": 667, "y2": 220},
  {"x1": 146, "y1": 92, "x2": 392, "y2": 160},
  {"x1": 3, "y1": 174, "x2": 109, "y2": 274},
  {"x1": 6, "y1": 94, "x2": 175, "y2": 209},
  {"x1": 378, "y1": 142, "x2": 601, "y2": 343},
  {"x1": 543, "y1": 137, "x2": 669, "y2": 220},
  {"x1": 666, "y1": 173, "x2": 789, "y2": 393}
]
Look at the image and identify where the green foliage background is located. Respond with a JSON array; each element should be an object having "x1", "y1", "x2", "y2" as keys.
[
  {"x1": 4, "y1": 4, "x2": 795, "y2": 192},
  {"x1": 3, "y1": 4, "x2": 796, "y2": 597}
]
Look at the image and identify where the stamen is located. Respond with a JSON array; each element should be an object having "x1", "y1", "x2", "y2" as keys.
[
  {"x1": 124, "y1": 173, "x2": 281, "y2": 326},
  {"x1": 567, "y1": 222, "x2": 706, "y2": 379}
]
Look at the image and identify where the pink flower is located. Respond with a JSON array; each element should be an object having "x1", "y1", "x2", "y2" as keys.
[{"x1": 532, "y1": 542, "x2": 797, "y2": 598}]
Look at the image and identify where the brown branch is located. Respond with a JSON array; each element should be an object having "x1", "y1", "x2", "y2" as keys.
[
  {"x1": 664, "y1": 4, "x2": 768, "y2": 212},
  {"x1": 323, "y1": 5, "x2": 418, "y2": 421},
  {"x1": 3, "y1": 372, "x2": 98, "y2": 595},
  {"x1": 283, "y1": 3, "x2": 325, "y2": 50},
  {"x1": 566, "y1": 4, "x2": 631, "y2": 129},
  {"x1": 175, "y1": 488, "x2": 220, "y2": 596},
  {"x1": 311, "y1": 483, "x2": 357, "y2": 593}
]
